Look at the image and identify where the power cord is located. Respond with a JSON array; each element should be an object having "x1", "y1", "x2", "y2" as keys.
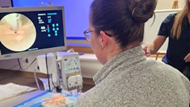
[
  {"x1": 50, "y1": 75, "x2": 57, "y2": 92},
  {"x1": 18, "y1": 58, "x2": 37, "y2": 70},
  {"x1": 45, "y1": 54, "x2": 51, "y2": 92},
  {"x1": 34, "y1": 66, "x2": 40, "y2": 90},
  {"x1": 0, "y1": 64, "x2": 20, "y2": 81},
  {"x1": 50, "y1": 74, "x2": 62, "y2": 93},
  {"x1": 50, "y1": 74, "x2": 56, "y2": 87},
  {"x1": 17, "y1": 59, "x2": 22, "y2": 70},
  {"x1": 0, "y1": 58, "x2": 35, "y2": 82},
  {"x1": 34, "y1": 54, "x2": 60, "y2": 92}
]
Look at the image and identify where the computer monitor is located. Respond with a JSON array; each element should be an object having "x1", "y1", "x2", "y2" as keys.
[{"x1": 0, "y1": 6, "x2": 67, "y2": 60}]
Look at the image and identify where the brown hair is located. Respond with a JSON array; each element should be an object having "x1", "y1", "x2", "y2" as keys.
[
  {"x1": 90, "y1": 0, "x2": 157, "y2": 48},
  {"x1": 171, "y1": 0, "x2": 190, "y2": 39}
]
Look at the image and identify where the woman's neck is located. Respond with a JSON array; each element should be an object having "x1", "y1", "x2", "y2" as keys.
[{"x1": 107, "y1": 42, "x2": 140, "y2": 60}]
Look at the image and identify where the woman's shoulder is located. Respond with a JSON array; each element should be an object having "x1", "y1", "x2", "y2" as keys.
[
  {"x1": 167, "y1": 13, "x2": 177, "y2": 19},
  {"x1": 163, "y1": 13, "x2": 177, "y2": 23}
]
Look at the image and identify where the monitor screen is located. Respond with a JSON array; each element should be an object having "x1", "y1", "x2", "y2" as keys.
[{"x1": 0, "y1": 6, "x2": 66, "y2": 60}]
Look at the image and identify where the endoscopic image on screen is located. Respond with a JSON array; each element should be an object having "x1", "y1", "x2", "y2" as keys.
[{"x1": 0, "y1": 13, "x2": 36, "y2": 52}]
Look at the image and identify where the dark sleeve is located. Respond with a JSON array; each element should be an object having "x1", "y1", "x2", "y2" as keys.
[{"x1": 158, "y1": 14, "x2": 176, "y2": 37}]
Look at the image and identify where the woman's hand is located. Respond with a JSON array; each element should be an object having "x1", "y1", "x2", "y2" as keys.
[
  {"x1": 184, "y1": 53, "x2": 190, "y2": 62},
  {"x1": 142, "y1": 44, "x2": 151, "y2": 57},
  {"x1": 143, "y1": 36, "x2": 167, "y2": 57}
]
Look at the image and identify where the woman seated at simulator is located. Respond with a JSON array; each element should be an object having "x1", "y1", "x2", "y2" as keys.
[{"x1": 74, "y1": 0, "x2": 190, "y2": 107}]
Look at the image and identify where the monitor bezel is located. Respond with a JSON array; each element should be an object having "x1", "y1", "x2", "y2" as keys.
[{"x1": 0, "y1": 6, "x2": 67, "y2": 60}]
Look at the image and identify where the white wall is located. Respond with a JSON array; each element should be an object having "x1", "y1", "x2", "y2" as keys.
[{"x1": 156, "y1": 0, "x2": 185, "y2": 10}]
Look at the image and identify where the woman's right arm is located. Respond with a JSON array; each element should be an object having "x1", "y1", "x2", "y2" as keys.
[
  {"x1": 143, "y1": 14, "x2": 175, "y2": 56},
  {"x1": 143, "y1": 36, "x2": 167, "y2": 56},
  {"x1": 150, "y1": 35, "x2": 167, "y2": 54}
]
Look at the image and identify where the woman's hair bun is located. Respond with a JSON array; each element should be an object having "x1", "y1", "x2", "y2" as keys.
[{"x1": 131, "y1": 0, "x2": 157, "y2": 23}]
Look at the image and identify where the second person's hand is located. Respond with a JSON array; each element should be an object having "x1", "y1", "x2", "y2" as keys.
[{"x1": 142, "y1": 44, "x2": 151, "y2": 57}]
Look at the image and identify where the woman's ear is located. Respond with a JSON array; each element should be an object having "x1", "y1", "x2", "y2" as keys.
[{"x1": 99, "y1": 31, "x2": 108, "y2": 48}]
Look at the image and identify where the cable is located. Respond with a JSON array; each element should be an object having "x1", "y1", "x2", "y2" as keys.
[
  {"x1": 51, "y1": 86, "x2": 56, "y2": 91},
  {"x1": 34, "y1": 66, "x2": 40, "y2": 90},
  {"x1": 17, "y1": 58, "x2": 22, "y2": 70},
  {"x1": 50, "y1": 74, "x2": 57, "y2": 92},
  {"x1": 18, "y1": 58, "x2": 37, "y2": 71},
  {"x1": 0, "y1": 64, "x2": 20, "y2": 81},
  {"x1": 10, "y1": 64, "x2": 20, "y2": 70},
  {"x1": 0, "y1": 64, "x2": 19, "y2": 74},
  {"x1": 50, "y1": 74, "x2": 56, "y2": 87},
  {"x1": 45, "y1": 54, "x2": 51, "y2": 92}
]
